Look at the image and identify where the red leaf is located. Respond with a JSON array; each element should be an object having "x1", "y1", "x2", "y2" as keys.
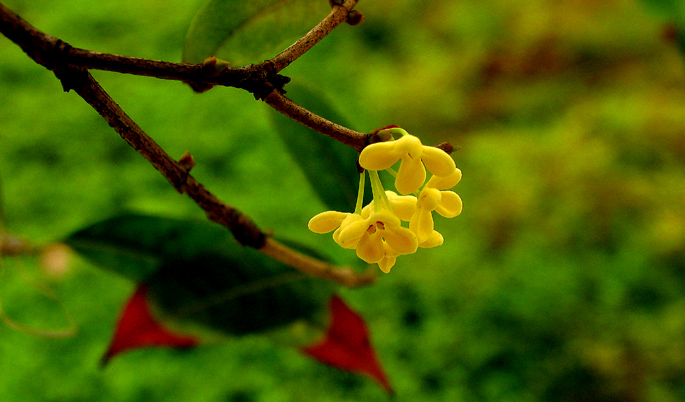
[
  {"x1": 102, "y1": 285, "x2": 198, "y2": 365},
  {"x1": 301, "y1": 295, "x2": 393, "y2": 394}
]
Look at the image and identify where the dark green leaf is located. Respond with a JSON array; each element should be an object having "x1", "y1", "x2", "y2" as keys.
[
  {"x1": 148, "y1": 253, "x2": 333, "y2": 336},
  {"x1": 65, "y1": 214, "x2": 336, "y2": 335},
  {"x1": 269, "y1": 83, "x2": 364, "y2": 213},
  {"x1": 183, "y1": 0, "x2": 330, "y2": 65},
  {"x1": 65, "y1": 214, "x2": 237, "y2": 282},
  {"x1": 639, "y1": 0, "x2": 685, "y2": 21}
]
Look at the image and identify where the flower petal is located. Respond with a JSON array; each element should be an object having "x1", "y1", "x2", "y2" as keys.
[
  {"x1": 426, "y1": 168, "x2": 462, "y2": 191},
  {"x1": 333, "y1": 226, "x2": 360, "y2": 249},
  {"x1": 308, "y1": 211, "x2": 349, "y2": 233},
  {"x1": 372, "y1": 209, "x2": 402, "y2": 229},
  {"x1": 417, "y1": 187, "x2": 442, "y2": 211},
  {"x1": 360, "y1": 202, "x2": 374, "y2": 219},
  {"x1": 378, "y1": 255, "x2": 396, "y2": 273},
  {"x1": 421, "y1": 146, "x2": 456, "y2": 178},
  {"x1": 435, "y1": 191, "x2": 463, "y2": 218},
  {"x1": 386, "y1": 191, "x2": 416, "y2": 221},
  {"x1": 418, "y1": 230, "x2": 444, "y2": 248},
  {"x1": 335, "y1": 215, "x2": 367, "y2": 248},
  {"x1": 383, "y1": 226, "x2": 418, "y2": 255},
  {"x1": 378, "y1": 242, "x2": 400, "y2": 273},
  {"x1": 393, "y1": 135, "x2": 424, "y2": 158},
  {"x1": 409, "y1": 209, "x2": 434, "y2": 244},
  {"x1": 356, "y1": 232, "x2": 385, "y2": 263},
  {"x1": 359, "y1": 141, "x2": 400, "y2": 171},
  {"x1": 395, "y1": 155, "x2": 425, "y2": 195}
]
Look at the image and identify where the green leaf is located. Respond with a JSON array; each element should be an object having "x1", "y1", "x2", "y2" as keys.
[
  {"x1": 268, "y1": 83, "x2": 364, "y2": 213},
  {"x1": 148, "y1": 254, "x2": 333, "y2": 336},
  {"x1": 65, "y1": 214, "x2": 336, "y2": 335},
  {"x1": 639, "y1": 0, "x2": 685, "y2": 22},
  {"x1": 183, "y1": 0, "x2": 330, "y2": 65},
  {"x1": 65, "y1": 214, "x2": 237, "y2": 282}
]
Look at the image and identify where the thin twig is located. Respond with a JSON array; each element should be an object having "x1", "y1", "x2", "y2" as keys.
[
  {"x1": 65, "y1": 48, "x2": 289, "y2": 99},
  {"x1": 68, "y1": 67, "x2": 371, "y2": 286},
  {"x1": 265, "y1": 90, "x2": 368, "y2": 151},
  {"x1": 0, "y1": 1, "x2": 367, "y2": 148},
  {"x1": 59, "y1": 66, "x2": 266, "y2": 248},
  {"x1": 0, "y1": 1, "x2": 281, "y2": 95},
  {"x1": 0, "y1": 1, "x2": 374, "y2": 287},
  {"x1": 267, "y1": 0, "x2": 359, "y2": 72},
  {"x1": 260, "y1": 238, "x2": 375, "y2": 288}
]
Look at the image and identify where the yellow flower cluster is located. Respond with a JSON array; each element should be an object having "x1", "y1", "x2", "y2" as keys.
[{"x1": 308, "y1": 127, "x2": 462, "y2": 273}]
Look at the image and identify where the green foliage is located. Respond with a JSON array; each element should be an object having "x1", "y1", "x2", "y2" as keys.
[
  {"x1": 269, "y1": 83, "x2": 362, "y2": 213},
  {"x1": 65, "y1": 214, "x2": 227, "y2": 282},
  {"x1": 3, "y1": 0, "x2": 685, "y2": 401},
  {"x1": 640, "y1": 0, "x2": 685, "y2": 23},
  {"x1": 639, "y1": 0, "x2": 685, "y2": 54},
  {"x1": 66, "y1": 214, "x2": 335, "y2": 335},
  {"x1": 183, "y1": 0, "x2": 330, "y2": 65}
]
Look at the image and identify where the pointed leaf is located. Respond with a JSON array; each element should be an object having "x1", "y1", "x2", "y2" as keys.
[
  {"x1": 65, "y1": 214, "x2": 238, "y2": 282},
  {"x1": 183, "y1": 0, "x2": 330, "y2": 65},
  {"x1": 302, "y1": 295, "x2": 393, "y2": 394},
  {"x1": 269, "y1": 84, "x2": 363, "y2": 212},
  {"x1": 102, "y1": 285, "x2": 198, "y2": 365},
  {"x1": 147, "y1": 253, "x2": 334, "y2": 336},
  {"x1": 66, "y1": 214, "x2": 336, "y2": 335}
]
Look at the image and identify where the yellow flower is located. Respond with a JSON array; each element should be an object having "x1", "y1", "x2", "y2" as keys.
[
  {"x1": 425, "y1": 167, "x2": 462, "y2": 192},
  {"x1": 409, "y1": 169, "x2": 463, "y2": 243},
  {"x1": 359, "y1": 132, "x2": 456, "y2": 195},
  {"x1": 333, "y1": 214, "x2": 365, "y2": 249},
  {"x1": 418, "y1": 229, "x2": 444, "y2": 249},
  {"x1": 361, "y1": 191, "x2": 417, "y2": 221},
  {"x1": 308, "y1": 130, "x2": 462, "y2": 274},
  {"x1": 378, "y1": 242, "x2": 401, "y2": 273},
  {"x1": 308, "y1": 211, "x2": 350, "y2": 234},
  {"x1": 308, "y1": 211, "x2": 365, "y2": 249},
  {"x1": 337, "y1": 209, "x2": 418, "y2": 264}
]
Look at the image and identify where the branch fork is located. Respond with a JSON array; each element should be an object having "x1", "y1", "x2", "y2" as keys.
[{"x1": 0, "y1": 0, "x2": 373, "y2": 287}]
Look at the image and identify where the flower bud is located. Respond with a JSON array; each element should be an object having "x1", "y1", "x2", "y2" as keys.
[
  {"x1": 200, "y1": 56, "x2": 230, "y2": 77},
  {"x1": 178, "y1": 151, "x2": 196, "y2": 171},
  {"x1": 346, "y1": 10, "x2": 365, "y2": 26}
]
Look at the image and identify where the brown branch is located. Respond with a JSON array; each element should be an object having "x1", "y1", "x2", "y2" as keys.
[
  {"x1": 56, "y1": 66, "x2": 374, "y2": 286},
  {"x1": 65, "y1": 48, "x2": 290, "y2": 99},
  {"x1": 260, "y1": 238, "x2": 375, "y2": 288},
  {"x1": 0, "y1": 1, "x2": 284, "y2": 96},
  {"x1": 0, "y1": 1, "x2": 367, "y2": 149},
  {"x1": 57, "y1": 66, "x2": 266, "y2": 248},
  {"x1": 0, "y1": 1, "x2": 374, "y2": 287},
  {"x1": 265, "y1": 90, "x2": 368, "y2": 151},
  {"x1": 267, "y1": 0, "x2": 359, "y2": 73}
]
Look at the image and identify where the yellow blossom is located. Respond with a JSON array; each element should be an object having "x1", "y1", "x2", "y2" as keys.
[
  {"x1": 362, "y1": 191, "x2": 417, "y2": 221},
  {"x1": 307, "y1": 129, "x2": 462, "y2": 274},
  {"x1": 337, "y1": 209, "x2": 418, "y2": 264},
  {"x1": 419, "y1": 230, "x2": 444, "y2": 248},
  {"x1": 409, "y1": 169, "x2": 463, "y2": 243},
  {"x1": 308, "y1": 211, "x2": 350, "y2": 234},
  {"x1": 332, "y1": 214, "x2": 365, "y2": 249},
  {"x1": 308, "y1": 211, "x2": 365, "y2": 249},
  {"x1": 378, "y1": 242, "x2": 401, "y2": 273},
  {"x1": 359, "y1": 131, "x2": 456, "y2": 195}
]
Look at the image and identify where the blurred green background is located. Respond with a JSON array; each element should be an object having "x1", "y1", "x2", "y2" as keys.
[{"x1": 2, "y1": 0, "x2": 685, "y2": 401}]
